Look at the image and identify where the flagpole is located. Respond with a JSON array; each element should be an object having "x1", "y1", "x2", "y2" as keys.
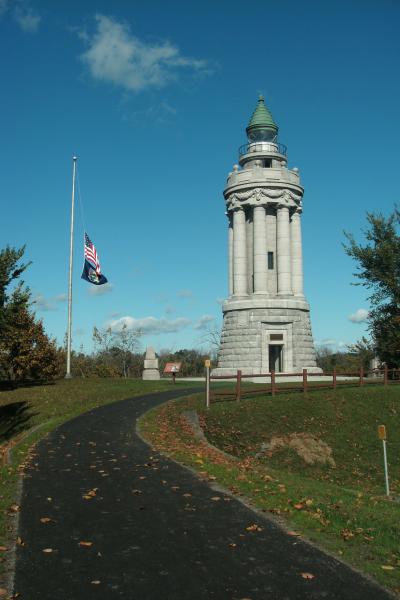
[{"x1": 66, "y1": 156, "x2": 77, "y2": 378}]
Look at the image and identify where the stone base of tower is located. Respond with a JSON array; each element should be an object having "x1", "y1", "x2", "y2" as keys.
[{"x1": 212, "y1": 297, "x2": 322, "y2": 376}]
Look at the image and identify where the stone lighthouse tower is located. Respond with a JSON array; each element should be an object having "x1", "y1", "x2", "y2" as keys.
[{"x1": 214, "y1": 96, "x2": 319, "y2": 375}]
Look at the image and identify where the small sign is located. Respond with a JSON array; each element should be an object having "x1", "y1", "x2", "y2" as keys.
[
  {"x1": 164, "y1": 362, "x2": 182, "y2": 374},
  {"x1": 378, "y1": 425, "x2": 387, "y2": 440},
  {"x1": 204, "y1": 359, "x2": 211, "y2": 368}
]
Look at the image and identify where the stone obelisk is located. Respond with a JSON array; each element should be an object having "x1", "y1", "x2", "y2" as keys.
[
  {"x1": 213, "y1": 96, "x2": 320, "y2": 375},
  {"x1": 142, "y1": 346, "x2": 160, "y2": 380}
]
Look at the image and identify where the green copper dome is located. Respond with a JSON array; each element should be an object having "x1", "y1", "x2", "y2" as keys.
[{"x1": 246, "y1": 95, "x2": 278, "y2": 142}]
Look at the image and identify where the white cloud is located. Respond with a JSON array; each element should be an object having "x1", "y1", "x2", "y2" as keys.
[
  {"x1": 0, "y1": 1, "x2": 41, "y2": 32},
  {"x1": 348, "y1": 308, "x2": 369, "y2": 323},
  {"x1": 88, "y1": 282, "x2": 114, "y2": 296},
  {"x1": 33, "y1": 293, "x2": 56, "y2": 312},
  {"x1": 33, "y1": 292, "x2": 67, "y2": 311},
  {"x1": 79, "y1": 15, "x2": 209, "y2": 93},
  {"x1": 193, "y1": 315, "x2": 215, "y2": 330},
  {"x1": 177, "y1": 289, "x2": 193, "y2": 298},
  {"x1": 165, "y1": 305, "x2": 175, "y2": 314},
  {"x1": 13, "y1": 4, "x2": 40, "y2": 32},
  {"x1": 315, "y1": 339, "x2": 348, "y2": 352},
  {"x1": 108, "y1": 315, "x2": 191, "y2": 335}
]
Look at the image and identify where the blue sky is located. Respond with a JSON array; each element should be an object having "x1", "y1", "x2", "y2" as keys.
[{"x1": 2, "y1": 0, "x2": 400, "y2": 355}]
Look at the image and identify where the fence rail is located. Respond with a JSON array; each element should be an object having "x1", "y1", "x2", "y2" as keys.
[{"x1": 208, "y1": 366, "x2": 400, "y2": 403}]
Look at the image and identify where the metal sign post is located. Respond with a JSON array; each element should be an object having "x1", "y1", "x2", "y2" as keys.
[
  {"x1": 205, "y1": 359, "x2": 211, "y2": 409},
  {"x1": 378, "y1": 425, "x2": 390, "y2": 496}
]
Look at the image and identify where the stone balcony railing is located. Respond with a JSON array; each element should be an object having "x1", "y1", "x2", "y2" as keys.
[
  {"x1": 238, "y1": 141, "x2": 287, "y2": 157},
  {"x1": 227, "y1": 166, "x2": 300, "y2": 187}
]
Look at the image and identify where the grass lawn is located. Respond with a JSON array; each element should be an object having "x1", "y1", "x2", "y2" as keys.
[
  {"x1": 0, "y1": 377, "x2": 187, "y2": 569},
  {"x1": 139, "y1": 385, "x2": 400, "y2": 595}
]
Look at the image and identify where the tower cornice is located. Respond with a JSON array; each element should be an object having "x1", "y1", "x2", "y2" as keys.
[{"x1": 224, "y1": 185, "x2": 303, "y2": 212}]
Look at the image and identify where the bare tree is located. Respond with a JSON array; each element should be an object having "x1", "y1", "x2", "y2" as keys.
[
  {"x1": 197, "y1": 324, "x2": 221, "y2": 361},
  {"x1": 92, "y1": 324, "x2": 142, "y2": 377}
]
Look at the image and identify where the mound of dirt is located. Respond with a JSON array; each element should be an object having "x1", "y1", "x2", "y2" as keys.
[{"x1": 260, "y1": 433, "x2": 335, "y2": 467}]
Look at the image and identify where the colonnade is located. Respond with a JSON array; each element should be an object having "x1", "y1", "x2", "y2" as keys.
[{"x1": 228, "y1": 204, "x2": 304, "y2": 297}]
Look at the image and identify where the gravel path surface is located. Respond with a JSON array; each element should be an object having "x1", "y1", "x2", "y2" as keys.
[{"x1": 13, "y1": 388, "x2": 393, "y2": 599}]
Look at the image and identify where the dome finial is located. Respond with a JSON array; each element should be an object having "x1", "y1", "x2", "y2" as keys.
[{"x1": 246, "y1": 95, "x2": 278, "y2": 143}]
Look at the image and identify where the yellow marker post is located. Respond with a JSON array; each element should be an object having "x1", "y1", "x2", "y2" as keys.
[
  {"x1": 205, "y1": 359, "x2": 211, "y2": 409},
  {"x1": 378, "y1": 425, "x2": 390, "y2": 496}
]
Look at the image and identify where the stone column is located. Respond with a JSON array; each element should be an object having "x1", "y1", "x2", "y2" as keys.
[
  {"x1": 246, "y1": 211, "x2": 254, "y2": 294},
  {"x1": 277, "y1": 204, "x2": 292, "y2": 295},
  {"x1": 228, "y1": 213, "x2": 233, "y2": 296},
  {"x1": 290, "y1": 209, "x2": 304, "y2": 296},
  {"x1": 266, "y1": 207, "x2": 277, "y2": 295},
  {"x1": 253, "y1": 205, "x2": 268, "y2": 294},
  {"x1": 233, "y1": 207, "x2": 248, "y2": 296}
]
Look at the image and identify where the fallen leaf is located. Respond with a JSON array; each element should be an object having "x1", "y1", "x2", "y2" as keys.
[
  {"x1": 301, "y1": 572, "x2": 315, "y2": 580},
  {"x1": 246, "y1": 524, "x2": 263, "y2": 533},
  {"x1": 91, "y1": 580, "x2": 101, "y2": 585},
  {"x1": 182, "y1": 493, "x2": 192, "y2": 498},
  {"x1": 16, "y1": 537, "x2": 25, "y2": 546},
  {"x1": 9, "y1": 504, "x2": 20, "y2": 513},
  {"x1": 211, "y1": 497, "x2": 221, "y2": 501},
  {"x1": 40, "y1": 517, "x2": 51, "y2": 524},
  {"x1": 381, "y1": 565, "x2": 395, "y2": 571},
  {"x1": 229, "y1": 543, "x2": 237, "y2": 548},
  {"x1": 0, "y1": 546, "x2": 8, "y2": 552},
  {"x1": 42, "y1": 548, "x2": 53, "y2": 553},
  {"x1": 287, "y1": 531, "x2": 301, "y2": 537},
  {"x1": 294, "y1": 503, "x2": 304, "y2": 510},
  {"x1": 340, "y1": 528, "x2": 355, "y2": 541},
  {"x1": 79, "y1": 541, "x2": 93, "y2": 547}
]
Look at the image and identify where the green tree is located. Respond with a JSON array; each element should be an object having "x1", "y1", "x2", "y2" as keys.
[
  {"x1": 344, "y1": 208, "x2": 400, "y2": 367},
  {"x1": 0, "y1": 246, "x2": 58, "y2": 381},
  {"x1": 0, "y1": 246, "x2": 30, "y2": 334}
]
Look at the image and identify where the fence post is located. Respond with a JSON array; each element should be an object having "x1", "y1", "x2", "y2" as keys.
[
  {"x1": 332, "y1": 367, "x2": 337, "y2": 390},
  {"x1": 384, "y1": 364, "x2": 388, "y2": 386},
  {"x1": 303, "y1": 368, "x2": 308, "y2": 393},
  {"x1": 205, "y1": 365, "x2": 210, "y2": 409},
  {"x1": 236, "y1": 370, "x2": 242, "y2": 402},
  {"x1": 359, "y1": 366, "x2": 364, "y2": 386},
  {"x1": 271, "y1": 370, "x2": 276, "y2": 397}
]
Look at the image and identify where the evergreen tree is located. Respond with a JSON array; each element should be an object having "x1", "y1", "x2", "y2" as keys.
[{"x1": 0, "y1": 246, "x2": 58, "y2": 381}]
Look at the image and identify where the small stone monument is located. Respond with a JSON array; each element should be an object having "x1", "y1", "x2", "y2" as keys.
[{"x1": 142, "y1": 346, "x2": 160, "y2": 380}]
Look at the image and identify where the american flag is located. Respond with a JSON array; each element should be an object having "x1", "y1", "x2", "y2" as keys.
[{"x1": 84, "y1": 233, "x2": 101, "y2": 275}]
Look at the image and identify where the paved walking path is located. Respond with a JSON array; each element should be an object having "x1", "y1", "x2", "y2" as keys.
[{"x1": 14, "y1": 389, "x2": 393, "y2": 599}]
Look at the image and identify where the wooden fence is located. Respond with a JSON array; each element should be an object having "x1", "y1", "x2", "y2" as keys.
[{"x1": 209, "y1": 366, "x2": 400, "y2": 403}]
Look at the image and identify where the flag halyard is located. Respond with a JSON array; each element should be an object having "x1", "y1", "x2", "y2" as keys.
[{"x1": 81, "y1": 232, "x2": 108, "y2": 285}]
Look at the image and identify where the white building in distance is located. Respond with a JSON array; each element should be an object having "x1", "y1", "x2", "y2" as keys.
[{"x1": 214, "y1": 96, "x2": 320, "y2": 375}]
